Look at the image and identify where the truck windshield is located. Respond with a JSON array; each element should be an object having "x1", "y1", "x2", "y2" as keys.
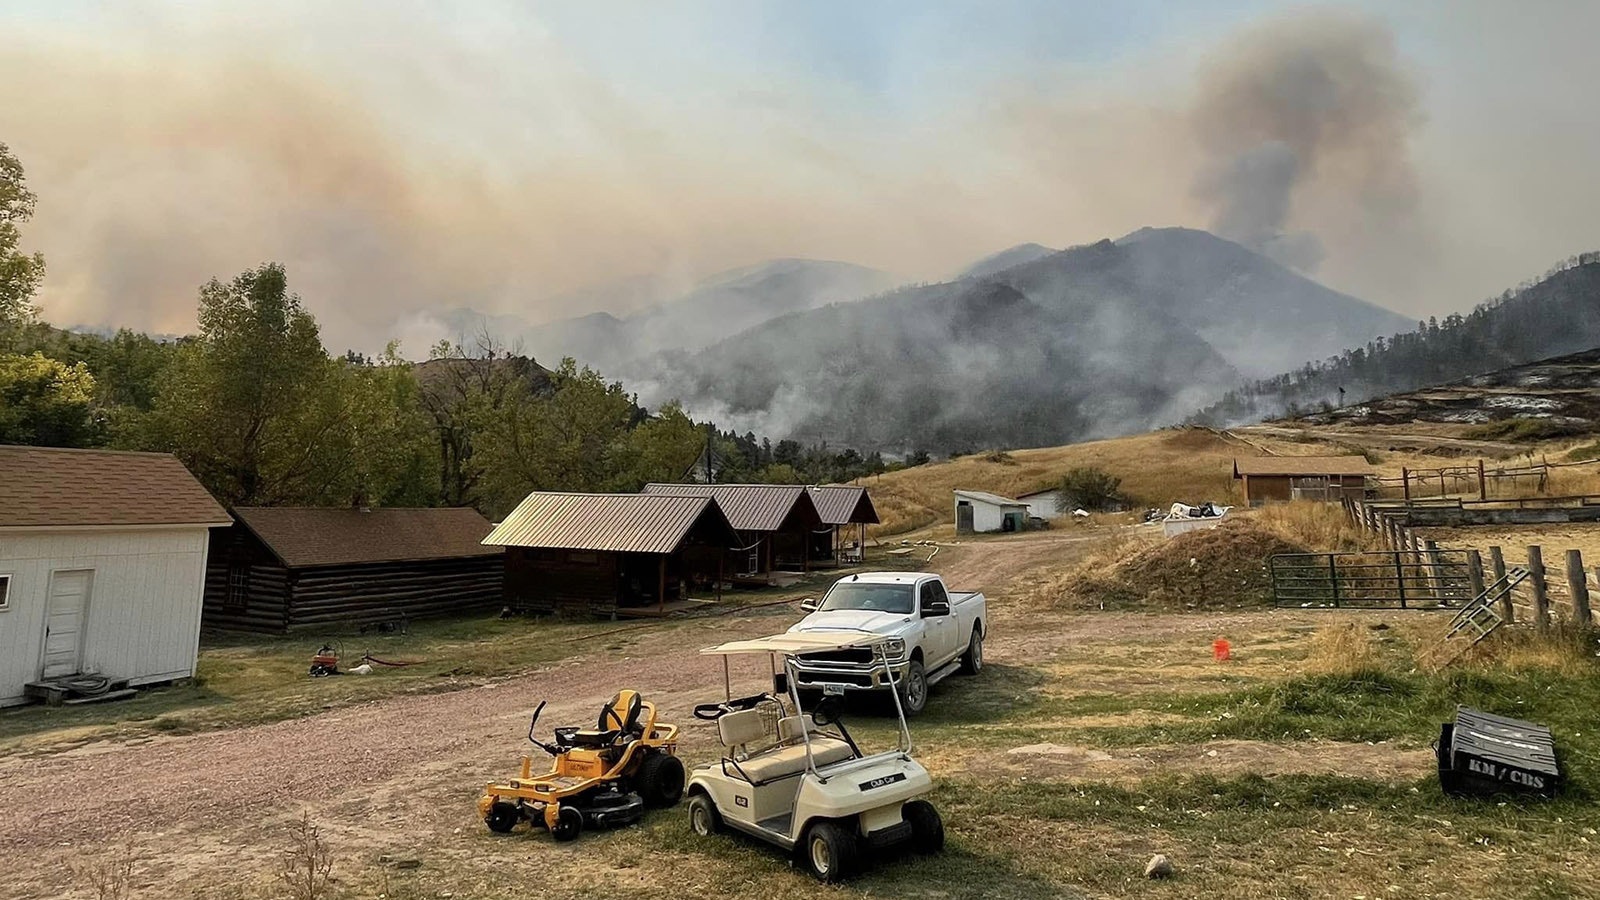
[{"x1": 817, "y1": 583, "x2": 914, "y2": 614}]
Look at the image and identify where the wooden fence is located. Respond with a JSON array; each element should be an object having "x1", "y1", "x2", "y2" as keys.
[{"x1": 1342, "y1": 497, "x2": 1595, "y2": 629}]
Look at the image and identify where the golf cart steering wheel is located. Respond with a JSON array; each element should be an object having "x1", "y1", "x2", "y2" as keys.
[{"x1": 811, "y1": 696, "x2": 843, "y2": 727}]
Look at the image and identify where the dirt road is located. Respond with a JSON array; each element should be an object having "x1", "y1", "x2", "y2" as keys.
[{"x1": 0, "y1": 530, "x2": 1391, "y2": 898}]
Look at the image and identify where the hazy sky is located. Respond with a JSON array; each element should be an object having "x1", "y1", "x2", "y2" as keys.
[{"x1": 4, "y1": 1, "x2": 1598, "y2": 353}]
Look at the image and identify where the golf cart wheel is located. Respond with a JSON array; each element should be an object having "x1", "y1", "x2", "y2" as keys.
[
  {"x1": 903, "y1": 800, "x2": 944, "y2": 854},
  {"x1": 637, "y1": 752, "x2": 686, "y2": 807},
  {"x1": 960, "y1": 627, "x2": 983, "y2": 675},
  {"x1": 687, "y1": 792, "x2": 722, "y2": 836},
  {"x1": 801, "y1": 821, "x2": 858, "y2": 883},
  {"x1": 900, "y1": 660, "x2": 928, "y2": 716},
  {"x1": 484, "y1": 801, "x2": 520, "y2": 834},
  {"x1": 550, "y1": 806, "x2": 584, "y2": 842}
]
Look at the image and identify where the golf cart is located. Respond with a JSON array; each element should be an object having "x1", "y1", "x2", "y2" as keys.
[
  {"x1": 477, "y1": 690, "x2": 684, "y2": 841},
  {"x1": 685, "y1": 631, "x2": 944, "y2": 882}
]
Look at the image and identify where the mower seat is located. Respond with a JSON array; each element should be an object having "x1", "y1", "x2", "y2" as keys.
[
  {"x1": 556, "y1": 727, "x2": 621, "y2": 748},
  {"x1": 556, "y1": 691, "x2": 646, "y2": 750}
]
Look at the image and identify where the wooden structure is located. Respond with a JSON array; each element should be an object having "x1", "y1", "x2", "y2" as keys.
[
  {"x1": 0, "y1": 446, "x2": 231, "y2": 707},
  {"x1": 806, "y1": 485, "x2": 879, "y2": 565},
  {"x1": 641, "y1": 484, "x2": 823, "y2": 581},
  {"x1": 954, "y1": 490, "x2": 1029, "y2": 534},
  {"x1": 203, "y1": 507, "x2": 502, "y2": 632},
  {"x1": 486, "y1": 492, "x2": 741, "y2": 616},
  {"x1": 1232, "y1": 456, "x2": 1374, "y2": 506}
]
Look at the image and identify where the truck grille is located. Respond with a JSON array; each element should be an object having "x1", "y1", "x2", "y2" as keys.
[{"x1": 800, "y1": 648, "x2": 874, "y2": 665}]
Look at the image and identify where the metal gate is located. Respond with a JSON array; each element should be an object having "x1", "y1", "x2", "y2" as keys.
[{"x1": 1269, "y1": 550, "x2": 1474, "y2": 609}]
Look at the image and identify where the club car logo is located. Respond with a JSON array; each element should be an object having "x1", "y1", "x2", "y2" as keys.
[
  {"x1": 734, "y1": 795, "x2": 749, "y2": 808},
  {"x1": 859, "y1": 773, "x2": 907, "y2": 791}
]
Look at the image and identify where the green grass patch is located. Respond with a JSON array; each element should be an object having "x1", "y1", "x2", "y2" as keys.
[{"x1": 1462, "y1": 418, "x2": 1590, "y2": 443}]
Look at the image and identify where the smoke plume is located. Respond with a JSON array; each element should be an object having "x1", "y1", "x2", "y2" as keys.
[{"x1": 1190, "y1": 11, "x2": 1423, "y2": 274}]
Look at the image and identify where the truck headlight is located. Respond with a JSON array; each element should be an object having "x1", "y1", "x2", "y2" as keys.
[{"x1": 883, "y1": 638, "x2": 906, "y2": 660}]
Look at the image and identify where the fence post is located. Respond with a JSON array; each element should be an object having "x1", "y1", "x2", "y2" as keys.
[
  {"x1": 1424, "y1": 539, "x2": 1443, "y2": 600},
  {"x1": 1467, "y1": 549, "x2": 1485, "y2": 601},
  {"x1": 1567, "y1": 549, "x2": 1592, "y2": 625},
  {"x1": 1328, "y1": 553, "x2": 1340, "y2": 608},
  {"x1": 1528, "y1": 545, "x2": 1550, "y2": 633},
  {"x1": 1489, "y1": 546, "x2": 1513, "y2": 624},
  {"x1": 1393, "y1": 550, "x2": 1407, "y2": 610},
  {"x1": 1402, "y1": 466, "x2": 1411, "y2": 503},
  {"x1": 1478, "y1": 458, "x2": 1488, "y2": 502}
]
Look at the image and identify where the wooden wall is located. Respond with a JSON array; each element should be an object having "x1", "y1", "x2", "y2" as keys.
[
  {"x1": 203, "y1": 526, "x2": 291, "y2": 632},
  {"x1": 505, "y1": 547, "x2": 622, "y2": 615}
]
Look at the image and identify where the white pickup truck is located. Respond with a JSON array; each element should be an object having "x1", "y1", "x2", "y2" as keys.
[{"x1": 787, "y1": 572, "x2": 986, "y2": 715}]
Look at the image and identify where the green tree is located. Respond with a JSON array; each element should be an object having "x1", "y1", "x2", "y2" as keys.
[
  {"x1": 0, "y1": 352, "x2": 98, "y2": 445},
  {"x1": 335, "y1": 344, "x2": 439, "y2": 506},
  {"x1": 620, "y1": 401, "x2": 710, "y2": 488},
  {"x1": 0, "y1": 143, "x2": 45, "y2": 349},
  {"x1": 143, "y1": 264, "x2": 348, "y2": 506},
  {"x1": 1057, "y1": 466, "x2": 1124, "y2": 511}
]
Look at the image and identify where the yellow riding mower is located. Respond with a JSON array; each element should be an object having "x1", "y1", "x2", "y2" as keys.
[{"x1": 477, "y1": 690, "x2": 684, "y2": 841}]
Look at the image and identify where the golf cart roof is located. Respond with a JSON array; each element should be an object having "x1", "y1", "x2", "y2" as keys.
[{"x1": 701, "y1": 630, "x2": 891, "y2": 657}]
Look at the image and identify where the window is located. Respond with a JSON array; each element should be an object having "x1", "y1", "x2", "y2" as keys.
[
  {"x1": 0, "y1": 574, "x2": 10, "y2": 611},
  {"x1": 226, "y1": 564, "x2": 250, "y2": 610},
  {"x1": 920, "y1": 580, "x2": 949, "y2": 609}
]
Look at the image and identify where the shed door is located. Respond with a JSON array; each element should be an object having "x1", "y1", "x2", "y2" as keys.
[
  {"x1": 41, "y1": 569, "x2": 93, "y2": 679},
  {"x1": 956, "y1": 501, "x2": 974, "y2": 533}
]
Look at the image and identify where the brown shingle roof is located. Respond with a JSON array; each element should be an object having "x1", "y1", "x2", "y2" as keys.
[
  {"x1": 484, "y1": 492, "x2": 736, "y2": 554},
  {"x1": 0, "y1": 444, "x2": 229, "y2": 528},
  {"x1": 808, "y1": 485, "x2": 880, "y2": 525},
  {"x1": 641, "y1": 483, "x2": 822, "y2": 532},
  {"x1": 1232, "y1": 456, "x2": 1375, "y2": 478},
  {"x1": 234, "y1": 507, "x2": 500, "y2": 568}
]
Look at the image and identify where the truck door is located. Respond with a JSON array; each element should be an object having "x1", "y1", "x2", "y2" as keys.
[{"x1": 919, "y1": 580, "x2": 959, "y2": 667}]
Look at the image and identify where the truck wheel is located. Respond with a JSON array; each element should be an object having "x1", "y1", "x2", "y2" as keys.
[
  {"x1": 801, "y1": 821, "x2": 858, "y2": 883},
  {"x1": 484, "y1": 801, "x2": 519, "y2": 834},
  {"x1": 687, "y1": 792, "x2": 722, "y2": 836},
  {"x1": 550, "y1": 806, "x2": 584, "y2": 842},
  {"x1": 903, "y1": 800, "x2": 944, "y2": 854},
  {"x1": 899, "y1": 660, "x2": 928, "y2": 716},
  {"x1": 960, "y1": 627, "x2": 984, "y2": 675},
  {"x1": 637, "y1": 752, "x2": 686, "y2": 807}
]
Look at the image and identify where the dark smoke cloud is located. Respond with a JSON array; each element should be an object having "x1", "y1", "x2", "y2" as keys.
[{"x1": 1190, "y1": 11, "x2": 1423, "y2": 274}]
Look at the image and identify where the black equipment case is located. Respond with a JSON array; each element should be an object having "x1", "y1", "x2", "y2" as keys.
[{"x1": 1436, "y1": 705, "x2": 1561, "y2": 799}]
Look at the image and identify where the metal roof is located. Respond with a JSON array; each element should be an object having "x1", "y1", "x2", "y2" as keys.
[
  {"x1": 234, "y1": 507, "x2": 499, "y2": 568},
  {"x1": 484, "y1": 492, "x2": 732, "y2": 554},
  {"x1": 0, "y1": 444, "x2": 230, "y2": 529},
  {"x1": 953, "y1": 489, "x2": 1028, "y2": 507},
  {"x1": 807, "y1": 485, "x2": 880, "y2": 525},
  {"x1": 641, "y1": 483, "x2": 822, "y2": 532},
  {"x1": 1232, "y1": 456, "x2": 1375, "y2": 477}
]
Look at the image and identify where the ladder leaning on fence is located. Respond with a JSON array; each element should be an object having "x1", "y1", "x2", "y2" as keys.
[{"x1": 1426, "y1": 565, "x2": 1531, "y2": 669}]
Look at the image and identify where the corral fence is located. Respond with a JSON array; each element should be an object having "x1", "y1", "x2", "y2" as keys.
[
  {"x1": 1270, "y1": 550, "x2": 1473, "y2": 609},
  {"x1": 1335, "y1": 497, "x2": 1596, "y2": 630}
]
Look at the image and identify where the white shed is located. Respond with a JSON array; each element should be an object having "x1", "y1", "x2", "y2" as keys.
[
  {"x1": 953, "y1": 490, "x2": 1030, "y2": 534},
  {"x1": 0, "y1": 446, "x2": 230, "y2": 706},
  {"x1": 1018, "y1": 488, "x2": 1067, "y2": 520}
]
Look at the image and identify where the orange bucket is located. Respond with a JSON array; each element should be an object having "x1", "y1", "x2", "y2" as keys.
[{"x1": 1212, "y1": 639, "x2": 1231, "y2": 662}]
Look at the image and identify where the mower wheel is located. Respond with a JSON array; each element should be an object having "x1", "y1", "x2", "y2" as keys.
[
  {"x1": 550, "y1": 806, "x2": 584, "y2": 842},
  {"x1": 687, "y1": 792, "x2": 722, "y2": 836},
  {"x1": 801, "y1": 821, "x2": 858, "y2": 883},
  {"x1": 903, "y1": 800, "x2": 944, "y2": 854},
  {"x1": 484, "y1": 801, "x2": 520, "y2": 834},
  {"x1": 637, "y1": 752, "x2": 686, "y2": 807}
]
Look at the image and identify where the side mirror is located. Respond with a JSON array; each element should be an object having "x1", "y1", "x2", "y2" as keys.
[
  {"x1": 773, "y1": 671, "x2": 790, "y2": 695},
  {"x1": 922, "y1": 600, "x2": 950, "y2": 617},
  {"x1": 799, "y1": 597, "x2": 820, "y2": 612}
]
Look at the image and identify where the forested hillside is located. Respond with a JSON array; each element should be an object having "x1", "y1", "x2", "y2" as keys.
[
  {"x1": 1194, "y1": 255, "x2": 1600, "y2": 425},
  {"x1": 0, "y1": 144, "x2": 909, "y2": 515}
]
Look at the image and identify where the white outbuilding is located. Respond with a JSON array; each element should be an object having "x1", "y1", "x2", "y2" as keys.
[
  {"x1": 0, "y1": 446, "x2": 231, "y2": 706},
  {"x1": 953, "y1": 489, "x2": 1031, "y2": 534}
]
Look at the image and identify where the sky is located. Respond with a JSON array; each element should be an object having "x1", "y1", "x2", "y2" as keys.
[{"x1": 3, "y1": 0, "x2": 1598, "y2": 354}]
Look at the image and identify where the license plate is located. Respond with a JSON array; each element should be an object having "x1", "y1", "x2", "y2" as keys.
[
  {"x1": 822, "y1": 683, "x2": 845, "y2": 696},
  {"x1": 858, "y1": 773, "x2": 907, "y2": 791}
]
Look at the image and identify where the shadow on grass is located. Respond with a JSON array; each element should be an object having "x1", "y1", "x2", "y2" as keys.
[{"x1": 639, "y1": 807, "x2": 1076, "y2": 899}]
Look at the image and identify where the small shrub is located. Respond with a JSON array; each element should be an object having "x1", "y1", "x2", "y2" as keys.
[
  {"x1": 75, "y1": 839, "x2": 138, "y2": 900},
  {"x1": 279, "y1": 813, "x2": 335, "y2": 900},
  {"x1": 1462, "y1": 418, "x2": 1588, "y2": 443},
  {"x1": 983, "y1": 449, "x2": 1017, "y2": 465},
  {"x1": 1057, "y1": 466, "x2": 1124, "y2": 512}
]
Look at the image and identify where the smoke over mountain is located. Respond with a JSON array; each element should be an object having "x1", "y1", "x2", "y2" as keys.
[
  {"x1": 1, "y1": 4, "x2": 1595, "y2": 351},
  {"x1": 1191, "y1": 11, "x2": 1422, "y2": 274}
]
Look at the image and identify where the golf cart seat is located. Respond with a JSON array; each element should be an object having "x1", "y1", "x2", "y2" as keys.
[
  {"x1": 718, "y1": 710, "x2": 853, "y2": 783},
  {"x1": 557, "y1": 690, "x2": 646, "y2": 749}
]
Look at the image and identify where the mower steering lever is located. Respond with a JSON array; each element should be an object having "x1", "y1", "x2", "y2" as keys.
[{"x1": 526, "y1": 700, "x2": 561, "y2": 755}]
